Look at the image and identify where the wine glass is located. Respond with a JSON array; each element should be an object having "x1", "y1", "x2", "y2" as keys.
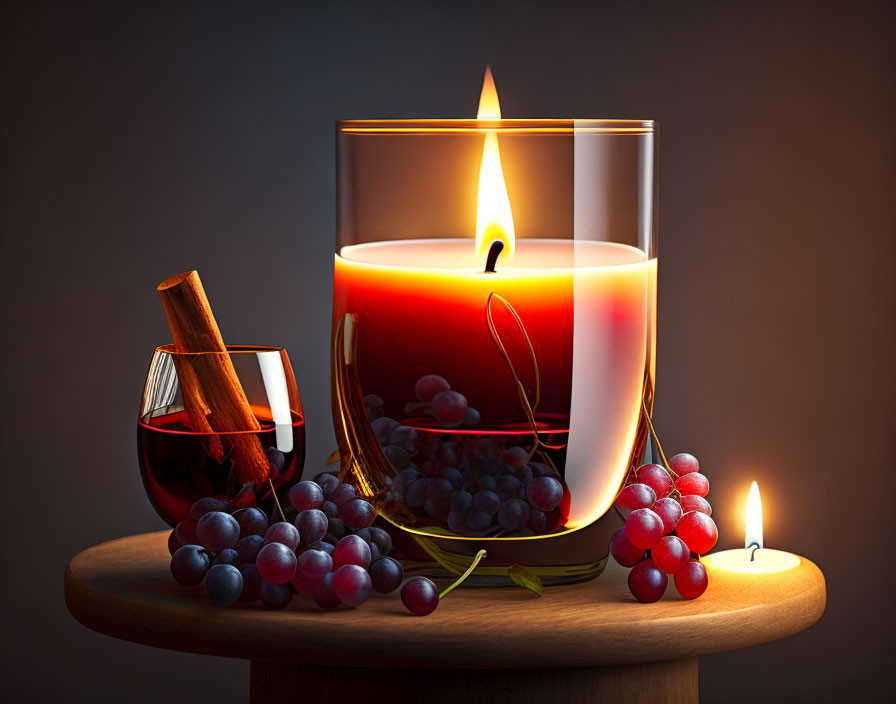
[{"x1": 138, "y1": 344, "x2": 304, "y2": 526}]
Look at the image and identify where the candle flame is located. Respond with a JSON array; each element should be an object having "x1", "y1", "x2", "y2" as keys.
[
  {"x1": 745, "y1": 481, "x2": 763, "y2": 549},
  {"x1": 477, "y1": 66, "x2": 501, "y2": 119},
  {"x1": 475, "y1": 67, "x2": 515, "y2": 264}
]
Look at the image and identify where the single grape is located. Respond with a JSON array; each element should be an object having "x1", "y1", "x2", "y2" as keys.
[
  {"x1": 516, "y1": 465, "x2": 534, "y2": 484},
  {"x1": 371, "y1": 416, "x2": 400, "y2": 445},
  {"x1": 383, "y1": 445, "x2": 411, "y2": 471},
  {"x1": 312, "y1": 572, "x2": 341, "y2": 609},
  {"x1": 526, "y1": 476, "x2": 564, "y2": 511},
  {"x1": 415, "y1": 374, "x2": 451, "y2": 402},
  {"x1": 204, "y1": 564, "x2": 243, "y2": 607},
  {"x1": 676, "y1": 473, "x2": 709, "y2": 498},
  {"x1": 196, "y1": 512, "x2": 240, "y2": 552},
  {"x1": 427, "y1": 478, "x2": 453, "y2": 499},
  {"x1": 297, "y1": 549, "x2": 333, "y2": 581},
  {"x1": 463, "y1": 407, "x2": 481, "y2": 426},
  {"x1": 635, "y1": 464, "x2": 673, "y2": 499},
  {"x1": 255, "y1": 542, "x2": 297, "y2": 584},
  {"x1": 332, "y1": 564, "x2": 372, "y2": 608},
  {"x1": 306, "y1": 540, "x2": 334, "y2": 556},
  {"x1": 628, "y1": 558, "x2": 668, "y2": 602},
  {"x1": 369, "y1": 556, "x2": 404, "y2": 593},
  {"x1": 501, "y1": 446, "x2": 529, "y2": 469},
  {"x1": 190, "y1": 497, "x2": 234, "y2": 520},
  {"x1": 609, "y1": 528, "x2": 645, "y2": 567},
  {"x1": 476, "y1": 475, "x2": 497, "y2": 492},
  {"x1": 498, "y1": 498, "x2": 530, "y2": 530},
  {"x1": 332, "y1": 534, "x2": 371, "y2": 570},
  {"x1": 234, "y1": 535, "x2": 265, "y2": 565},
  {"x1": 260, "y1": 580, "x2": 293, "y2": 610},
  {"x1": 450, "y1": 490, "x2": 473, "y2": 514},
  {"x1": 669, "y1": 453, "x2": 700, "y2": 475},
  {"x1": 288, "y1": 481, "x2": 324, "y2": 512},
  {"x1": 290, "y1": 569, "x2": 316, "y2": 596},
  {"x1": 326, "y1": 516, "x2": 346, "y2": 539},
  {"x1": 265, "y1": 445, "x2": 285, "y2": 472},
  {"x1": 167, "y1": 530, "x2": 180, "y2": 556},
  {"x1": 401, "y1": 576, "x2": 439, "y2": 616},
  {"x1": 431, "y1": 391, "x2": 468, "y2": 426},
  {"x1": 232, "y1": 507, "x2": 268, "y2": 537},
  {"x1": 679, "y1": 494, "x2": 712, "y2": 516},
  {"x1": 389, "y1": 425, "x2": 421, "y2": 454},
  {"x1": 314, "y1": 472, "x2": 340, "y2": 496},
  {"x1": 674, "y1": 559, "x2": 709, "y2": 599},
  {"x1": 614, "y1": 483, "x2": 657, "y2": 518},
  {"x1": 213, "y1": 549, "x2": 238, "y2": 566},
  {"x1": 527, "y1": 508, "x2": 546, "y2": 534},
  {"x1": 424, "y1": 495, "x2": 451, "y2": 521},
  {"x1": 675, "y1": 512, "x2": 718, "y2": 555},
  {"x1": 263, "y1": 522, "x2": 300, "y2": 551},
  {"x1": 170, "y1": 545, "x2": 210, "y2": 586},
  {"x1": 369, "y1": 543, "x2": 382, "y2": 563},
  {"x1": 340, "y1": 498, "x2": 376, "y2": 530},
  {"x1": 652, "y1": 535, "x2": 691, "y2": 574},
  {"x1": 447, "y1": 510, "x2": 469, "y2": 534},
  {"x1": 175, "y1": 519, "x2": 198, "y2": 546},
  {"x1": 473, "y1": 490, "x2": 500, "y2": 515},
  {"x1": 368, "y1": 527, "x2": 392, "y2": 555},
  {"x1": 496, "y1": 475, "x2": 522, "y2": 501},
  {"x1": 651, "y1": 497, "x2": 683, "y2": 534},
  {"x1": 320, "y1": 500, "x2": 338, "y2": 518},
  {"x1": 441, "y1": 467, "x2": 465, "y2": 490},
  {"x1": 406, "y1": 478, "x2": 430, "y2": 508},
  {"x1": 331, "y1": 483, "x2": 358, "y2": 507},
  {"x1": 623, "y1": 508, "x2": 665, "y2": 550},
  {"x1": 364, "y1": 393, "x2": 384, "y2": 420},
  {"x1": 238, "y1": 564, "x2": 263, "y2": 601},
  {"x1": 295, "y1": 509, "x2": 328, "y2": 545},
  {"x1": 467, "y1": 511, "x2": 492, "y2": 531}
]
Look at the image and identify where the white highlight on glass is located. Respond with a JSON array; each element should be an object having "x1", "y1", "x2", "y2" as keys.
[{"x1": 257, "y1": 351, "x2": 293, "y2": 453}]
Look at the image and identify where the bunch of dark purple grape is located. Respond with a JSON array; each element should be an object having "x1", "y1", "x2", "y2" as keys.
[
  {"x1": 368, "y1": 375, "x2": 565, "y2": 537},
  {"x1": 168, "y1": 472, "x2": 405, "y2": 610},
  {"x1": 610, "y1": 453, "x2": 718, "y2": 602}
]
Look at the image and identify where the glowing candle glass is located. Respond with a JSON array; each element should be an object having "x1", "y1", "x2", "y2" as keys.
[{"x1": 332, "y1": 77, "x2": 657, "y2": 584}]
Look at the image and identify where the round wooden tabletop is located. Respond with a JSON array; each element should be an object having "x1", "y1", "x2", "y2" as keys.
[{"x1": 65, "y1": 531, "x2": 825, "y2": 669}]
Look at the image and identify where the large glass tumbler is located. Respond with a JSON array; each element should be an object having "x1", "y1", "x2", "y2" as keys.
[{"x1": 332, "y1": 119, "x2": 657, "y2": 584}]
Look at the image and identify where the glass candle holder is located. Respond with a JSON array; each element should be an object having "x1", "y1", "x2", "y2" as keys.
[
  {"x1": 139, "y1": 345, "x2": 305, "y2": 526},
  {"x1": 332, "y1": 119, "x2": 657, "y2": 584}
]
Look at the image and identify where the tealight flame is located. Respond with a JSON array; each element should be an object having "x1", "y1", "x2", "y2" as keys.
[
  {"x1": 745, "y1": 481, "x2": 763, "y2": 549},
  {"x1": 475, "y1": 66, "x2": 515, "y2": 264}
]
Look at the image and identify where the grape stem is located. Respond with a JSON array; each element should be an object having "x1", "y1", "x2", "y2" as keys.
[
  {"x1": 640, "y1": 400, "x2": 680, "y2": 497},
  {"x1": 439, "y1": 549, "x2": 487, "y2": 599},
  {"x1": 268, "y1": 478, "x2": 286, "y2": 523}
]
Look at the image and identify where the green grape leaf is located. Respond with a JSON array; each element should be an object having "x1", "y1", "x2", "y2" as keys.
[{"x1": 509, "y1": 564, "x2": 543, "y2": 596}]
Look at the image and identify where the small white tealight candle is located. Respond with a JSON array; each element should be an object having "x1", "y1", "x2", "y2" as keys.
[{"x1": 702, "y1": 481, "x2": 801, "y2": 574}]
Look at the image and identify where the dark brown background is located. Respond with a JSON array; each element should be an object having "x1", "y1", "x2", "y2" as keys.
[{"x1": 1, "y1": 1, "x2": 893, "y2": 701}]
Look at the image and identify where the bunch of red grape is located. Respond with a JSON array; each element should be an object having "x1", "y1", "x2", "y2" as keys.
[
  {"x1": 168, "y1": 472, "x2": 448, "y2": 614},
  {"x1": 610, "y1": 453, "x2": 717, "y2": 602}
]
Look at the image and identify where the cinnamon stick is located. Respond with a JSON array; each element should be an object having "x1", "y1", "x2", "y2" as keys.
[{"x1": 157, "y1": 270, "x2": 270, "y2": 486}]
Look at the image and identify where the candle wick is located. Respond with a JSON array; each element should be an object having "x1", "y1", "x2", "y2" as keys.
[
  {"x1": 748, "y1": 542, "x2": 760, "y2": 561},
  {"x1": 484, "y1": 240, "x2": 504, "y2": 273}
]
